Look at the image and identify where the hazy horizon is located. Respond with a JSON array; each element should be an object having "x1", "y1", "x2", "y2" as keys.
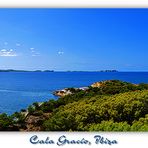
[{"x1": 0, "y1": 68, "x2": 148, "y2": 72}]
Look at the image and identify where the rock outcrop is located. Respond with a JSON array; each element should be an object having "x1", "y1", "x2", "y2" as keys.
[
  {"x1": 91, "y1": 82, "x2": 102, "y2": 87},
  {"x1": 54, "y1": 87, "x2": 89, "y2": 97}
]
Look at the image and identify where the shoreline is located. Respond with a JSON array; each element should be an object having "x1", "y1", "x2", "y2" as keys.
[
  {"x1": 0, "y1": 79, "x2": 148, "y2": 131},
  {"x1": 0, "y1": 78, "x2": 148, "y2": 115}
]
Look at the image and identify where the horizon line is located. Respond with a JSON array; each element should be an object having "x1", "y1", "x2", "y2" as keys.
[{"x1": 0, "y1": 69, "x2": 148, "y2": 72}]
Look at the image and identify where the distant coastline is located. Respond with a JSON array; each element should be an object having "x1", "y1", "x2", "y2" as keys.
[
  {"x1": 0, "y1": 70, "x2": 148, "y2": 73},
  {"x1": 0, "y1": 69, "x2": 118, "y2": 72}
]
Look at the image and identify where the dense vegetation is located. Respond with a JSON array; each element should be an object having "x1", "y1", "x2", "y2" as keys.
[{"x1": 0, "y1": 80, "x2": 148, "y2": 131}]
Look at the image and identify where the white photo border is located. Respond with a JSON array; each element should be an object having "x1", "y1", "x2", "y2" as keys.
[{"x1": 0, "y1": 1, "x2": 147, "y2": 148}]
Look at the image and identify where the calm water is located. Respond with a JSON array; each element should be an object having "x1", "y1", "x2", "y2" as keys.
[{"x1": 0, "y1": 72, "x2": 148, "y2": 115}]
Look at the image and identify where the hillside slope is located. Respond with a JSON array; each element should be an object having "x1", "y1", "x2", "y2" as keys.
[{"x1": 0, "y1": 80, "x2": 148, "y2": 131}]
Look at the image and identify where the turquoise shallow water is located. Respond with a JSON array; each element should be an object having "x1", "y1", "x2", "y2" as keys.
[{"x1": 0, "y1": 72, "x2": 147, "y2": 114}]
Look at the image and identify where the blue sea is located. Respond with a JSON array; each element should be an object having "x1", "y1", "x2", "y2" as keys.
[{"x1": 0, "y1": 72, "x2": 148, "y2": 115}]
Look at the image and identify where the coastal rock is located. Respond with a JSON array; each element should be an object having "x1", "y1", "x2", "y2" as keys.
[
  {"x1": 91, "y1": 80, "x2": 115, "y2": 88},
  {"x1": 54, "y1": 87, "x2": 89, "y2": 97},
  {"x1": 24, "y1": 113, "x2": 50, "y2": 131},
  {"x1": 91, "y1": 82, "x2": 102, "y2": 88},
  {"x1": 54, "y1": 80, "x2": 125, "y2": 97},
  {"x1": 54, "y1": 89, "x2": 72, "y2": 97}
]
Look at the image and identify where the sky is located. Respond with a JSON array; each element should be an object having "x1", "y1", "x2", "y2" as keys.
[{"x1": 0, "y1": 8, "x2": 148, "y2": 71}]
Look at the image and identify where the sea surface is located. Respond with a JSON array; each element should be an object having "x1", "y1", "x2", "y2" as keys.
[{"x1": 0, "y1": 72, "x2": 148, "y2": 115}]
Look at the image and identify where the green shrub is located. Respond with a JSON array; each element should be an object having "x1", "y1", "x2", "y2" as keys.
[
  {"x1": 89, "y1": 120, "x2": 131, "y2": 131},
  {"x1": 131, "y1": 114, "x2": 148, "y2": 131},
  {"x1": 43, "y1": 90, "x2": 148, "y2": 131},
  {"x1": 0, "y1": 113, "x2": 13, "y2": 130}
]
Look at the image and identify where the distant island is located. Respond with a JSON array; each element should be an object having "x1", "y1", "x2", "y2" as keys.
[
  {"x1": 98, "y1": 70, "x2": 118, "y2": 72},
  {"x1": 65, "y1": 70, "x2": 118, "y2": 72}
]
